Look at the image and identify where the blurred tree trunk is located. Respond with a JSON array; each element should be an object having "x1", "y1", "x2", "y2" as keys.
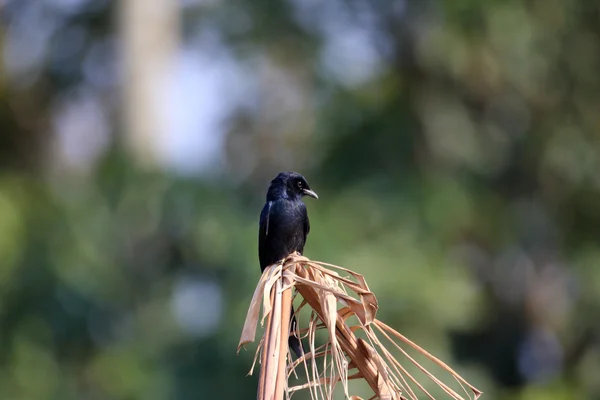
[{"x1": 119, "y1": 0, "x2": 180, "y2": 167}]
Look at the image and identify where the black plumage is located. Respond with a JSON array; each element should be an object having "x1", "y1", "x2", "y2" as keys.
[{"x1": 258, "y1": 171, "x2": 318, "y2": 358}]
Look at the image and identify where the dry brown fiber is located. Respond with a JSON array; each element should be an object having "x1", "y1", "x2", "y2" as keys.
[{"x1": 238, "y1": 253, "x2": 482, "y2": 400}]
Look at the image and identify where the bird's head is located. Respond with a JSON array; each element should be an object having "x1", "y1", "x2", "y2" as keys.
[{"x1": 266, "y1": 171, "x2": 318, "y2": 201}]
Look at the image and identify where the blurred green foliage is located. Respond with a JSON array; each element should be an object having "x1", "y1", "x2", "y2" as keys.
[{"x1": 1, "y1": 0, "x2": 600, "y2": 399}]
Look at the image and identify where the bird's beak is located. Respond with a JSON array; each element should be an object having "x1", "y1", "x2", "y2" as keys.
[{"x1": 303, "y1": 189, "x2": 318, "y2": 199}]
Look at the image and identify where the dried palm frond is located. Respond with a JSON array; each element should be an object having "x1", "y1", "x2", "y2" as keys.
[{"x1": 238, "y1": 253, "x2": 482, "y2": 400}]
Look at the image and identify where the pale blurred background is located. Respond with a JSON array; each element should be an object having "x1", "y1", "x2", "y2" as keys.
[{"x1": 1, "y1": 0, "x2": 600, "y2": 399}]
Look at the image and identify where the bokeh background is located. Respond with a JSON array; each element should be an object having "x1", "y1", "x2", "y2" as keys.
[{"x1": 1, "y1": 0, "x2": 600, "y2": 399}]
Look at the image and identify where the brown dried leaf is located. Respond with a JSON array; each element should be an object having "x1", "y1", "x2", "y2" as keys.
[
  {"x1": 240, "y1": 254, "x2": 482, "y2": 400},
  {"x1": 238, "y1": 266, "x2": 272, "y2": 353}
]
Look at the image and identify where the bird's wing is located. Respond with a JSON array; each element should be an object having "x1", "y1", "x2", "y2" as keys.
[
  {"x1": 258, "y1": 201, "x2": 272, "y2": 270},
  {"x1": 264, "y1": 201, "x2": 272, "y2": 236}
]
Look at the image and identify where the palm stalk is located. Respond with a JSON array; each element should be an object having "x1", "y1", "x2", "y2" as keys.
[{"x1": 238, "y1": 253, "x2": 482, "y2": 400}]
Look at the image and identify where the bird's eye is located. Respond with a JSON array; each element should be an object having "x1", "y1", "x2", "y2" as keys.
[{"x1": 297, "y1": 181, "x2": 303, "y2": 188}]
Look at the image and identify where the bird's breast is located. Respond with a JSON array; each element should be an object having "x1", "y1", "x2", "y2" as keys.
[{"x1": 259, "y1": 199, "x2": 307, "y2": 268}]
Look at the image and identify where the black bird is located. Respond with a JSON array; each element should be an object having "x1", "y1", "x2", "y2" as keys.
[{"x1": 259, "y1": 171, "x2": 318, "y2": 358}]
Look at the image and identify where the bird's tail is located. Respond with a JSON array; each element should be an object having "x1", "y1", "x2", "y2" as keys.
[{"x1": 289, "y1": 306, "x2": 304, "y2": 358}]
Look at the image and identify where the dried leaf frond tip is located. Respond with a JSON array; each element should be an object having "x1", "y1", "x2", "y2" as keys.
[{"x1": 238, "y1": 253, "x2": 482, "y2": 400}]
